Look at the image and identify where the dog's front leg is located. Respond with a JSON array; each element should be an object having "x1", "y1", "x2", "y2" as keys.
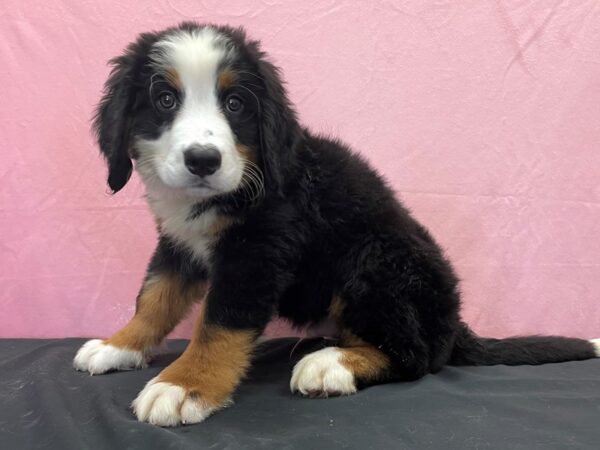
[
  {"x1": 73, "y1": 241, "x2": 207, "y2": 374},
  {"x1": 131, "y1": 305, "x2": 261, "y2": 426},
  {"x1": 132, "y1": 236, "x2": 288, "y2": 426}
]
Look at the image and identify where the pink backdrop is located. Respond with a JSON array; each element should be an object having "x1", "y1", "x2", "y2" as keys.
[{"x1": 1, "y1": 1, "x2": 599, "y2": 339}]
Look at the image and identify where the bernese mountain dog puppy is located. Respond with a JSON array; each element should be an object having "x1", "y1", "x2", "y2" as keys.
[{"x1": 74, "y1": 22, "x2": 600, "y2": 426}]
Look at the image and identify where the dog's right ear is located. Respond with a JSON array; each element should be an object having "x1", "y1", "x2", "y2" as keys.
[{"x1": 92, "y1": 33, "x2": 157, "y2": 193}]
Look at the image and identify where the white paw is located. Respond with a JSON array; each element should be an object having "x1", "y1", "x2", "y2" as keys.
[
  {"x1": 590, "y1": 338, "x2": 600, "y2": 357},
  {"x1": 73, "y1": 339, "x2": 146, "y2": 375},
  {"x1": 290, "y1": 347, "x2": 357, "y2": 397},
  {"x1": 132, "y1": 376, "x2": 224, "y2": 426}
]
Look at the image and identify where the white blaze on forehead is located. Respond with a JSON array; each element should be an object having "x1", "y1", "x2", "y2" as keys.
[{"x1": 150, "y1": 27, "x2": 234, "y2": 92}]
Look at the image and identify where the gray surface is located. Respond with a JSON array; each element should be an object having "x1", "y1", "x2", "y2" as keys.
[{"x1": 1, "y1": 338, "x2": 599, "y2": 449}]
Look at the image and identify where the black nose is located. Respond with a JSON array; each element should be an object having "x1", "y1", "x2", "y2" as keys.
[{"x1": 183, "y1": 145, "x2": 222, "y2": 177}]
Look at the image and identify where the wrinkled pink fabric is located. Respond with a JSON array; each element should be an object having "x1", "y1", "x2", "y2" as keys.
[{"x1": 1, "y1": 1, "x2": 599, "y2": 339}]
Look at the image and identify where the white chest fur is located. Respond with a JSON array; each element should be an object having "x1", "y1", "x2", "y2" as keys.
[{"x1": 147, "y1": 192, "x2": 222, "y2": 266}]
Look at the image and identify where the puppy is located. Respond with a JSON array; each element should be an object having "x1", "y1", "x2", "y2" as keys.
[{"x1": 74, "y1": 22, "x2": 600, "y2": 426}]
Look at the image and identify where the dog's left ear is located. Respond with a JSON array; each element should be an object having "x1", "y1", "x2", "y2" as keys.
[
  {"x1": 252, "y1": 46, "x2": 303, "y2": 197},
  {"x1": 92, "y1": 33, "x2": 157, "y2": 193}
]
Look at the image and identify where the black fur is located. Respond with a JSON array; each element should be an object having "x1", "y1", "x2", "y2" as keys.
[
  {"x1": 94, "y1": 22, "x2": 596, "y2": 385},
  {"x1": 93, "y1": 32, "x2": 161, "y2": 192}
]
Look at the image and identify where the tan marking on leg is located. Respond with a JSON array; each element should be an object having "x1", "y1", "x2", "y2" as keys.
[
  {"x1": 329, "y1": 295, "x2": 345, "y2": 322},
  {"x1": 159, "y1": 320, "x2": 257, "y2": 406},
  {"x1": 326, "y1": 295, "x2": 391, "y2": 384},
  {"x1": 217, "y1": 69, "x2": 238, "y2": 91},
  {"x1": 340, "y1": 346, "x2": 390, "y2": 383},
  {"x1": 106, "y1": 275, "x2": 206, "y2": 352},
  {"x1": 331, "y1": 294, "x2": 390, "y2": 383},
  {"x1": 339, "y1": 330, "x2": 391, "y2": 384}
]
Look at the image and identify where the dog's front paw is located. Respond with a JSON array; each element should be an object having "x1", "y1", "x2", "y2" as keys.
[
  {"x1": 73, "y1": 339, "x2": 146, "y2": 375},
  {"x1": 290, "y1": 347, "x2": 357, "y2": 397},
  {"x1": 132, "y1": 376, "x2": 227, "y2": 426}
]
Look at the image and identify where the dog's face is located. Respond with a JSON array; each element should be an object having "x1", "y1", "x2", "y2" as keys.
[
  {"x1": 134, "y1": 27, "x2": 258, "y2": 198},
  {"x1": 94, "y1": 23, "x2": 299, "y2": 199}
]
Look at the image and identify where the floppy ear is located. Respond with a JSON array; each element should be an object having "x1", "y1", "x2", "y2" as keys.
[
  {"x1": 254, "y1": 52, "x2": 303, "y2": 197},
  {"x1": 92, "y1": 33, "x2": 156, "y2": 193}
]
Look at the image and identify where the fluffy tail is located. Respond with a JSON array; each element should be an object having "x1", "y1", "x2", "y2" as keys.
[{"x1": 449, "y1": 324, "x2": 599, "y2": 366}]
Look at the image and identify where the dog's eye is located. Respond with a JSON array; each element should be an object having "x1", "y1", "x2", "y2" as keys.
[
  {"x1": 157, "y1": 92, "x2": 177, "y2": 111},
  {"x1": 225, "y1": 95, "x2": 243, "y2": 114}
]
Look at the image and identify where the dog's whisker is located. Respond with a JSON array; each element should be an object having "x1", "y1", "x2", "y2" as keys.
[
  {"x1": 240, "y1": 163, "x2": 264, "y2": 202},
  {"x1": 238, "y1": 176, "x2": 258, "y2": 202}
]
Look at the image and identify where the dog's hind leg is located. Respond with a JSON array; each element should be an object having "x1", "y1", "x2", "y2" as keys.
[
  {"x1": 290, "y1": 328, "x2": 392, "y2": 397},
  {"x1": 290, "y1": 276, "x2": 459, "y2": 398}
]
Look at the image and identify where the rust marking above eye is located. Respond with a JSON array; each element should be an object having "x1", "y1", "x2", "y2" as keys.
[
  {"x1": 164, "y1": 68, "x2": 182, "y2": 90},
  {"x1": 218, "y1": 69, "x2": 238, "y2": 91}
]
